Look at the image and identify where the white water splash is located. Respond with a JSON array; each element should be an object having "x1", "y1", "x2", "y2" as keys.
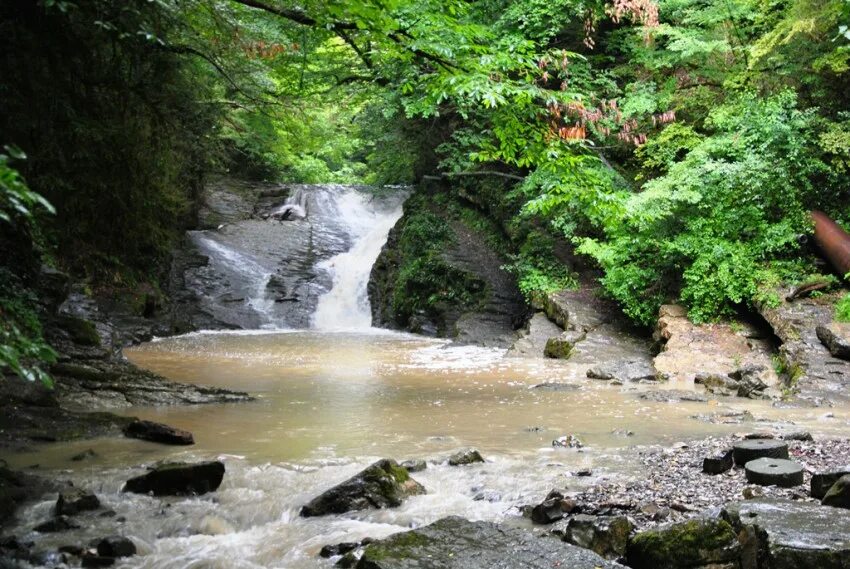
[{"x1": 312, "y1": 191, "x2": 405, "y2": 330}]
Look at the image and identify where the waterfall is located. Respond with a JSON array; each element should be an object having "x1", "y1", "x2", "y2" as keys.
[{"x1": 312, "y1": 191, "x2": 405, "y2": 330}]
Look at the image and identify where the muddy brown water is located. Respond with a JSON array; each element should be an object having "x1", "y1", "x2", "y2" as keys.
[{"x1": 5, "y1": 330, "x2": 850, "y2": 568}]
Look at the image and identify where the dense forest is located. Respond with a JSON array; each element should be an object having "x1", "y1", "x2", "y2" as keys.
[{"x1": 2, "y1": 0, "x2": 849, "y2": 383}]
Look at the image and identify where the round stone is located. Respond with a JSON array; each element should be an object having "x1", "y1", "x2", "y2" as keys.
[
  {"x1": 745, "y1": 458, "x2": 804, "y2": 487},
  {"x1": 733, "y1": 439, "x2": 789, "y2": 466}
]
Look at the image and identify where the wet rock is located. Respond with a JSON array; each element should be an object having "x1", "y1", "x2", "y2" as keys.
[
  {"x1": 321, "y1": 542, "x2": 359, "y2": 558},
  {"x1": 744, "y1": 458, "x2": 804, "y2": 487},
  {"x1": 822, "y1": 474, "x2": 850, "y2": 509},
  {"x1": 731, "y1": 365, "x2": 770, "y2": 399},
  {"x1": 531, "y1": 382, "x2": 580, "y2": 391},
  {"x1": 531, "y1": 491, "x2": 578, "y2": 524},
  {"x1": 56, "y1": 487, "x2": 100, "y2": 515},
  {"x1": 732, "y1": 439, "x2": 789, "y2": 465},
  {"x1": 553, "y1": 435, "x2": 583, "y2": 448},
  {"x1": 544, "y1": 330, "x2": 586, "y2": 359},
  {"x1": 300, "y1": 459, "x2": 425, "y2": 517},
  {"x1": 725, "y1": 499, "x2": 850, "y2": 568},
  {"x1": 638, "y1": 390, "x2": 707, "y2": 403},
  {"x1": 122, "y1": 419, "x2": 194, "y2": 445},
  {"x1": 123, "y1": 460, "x2": 225, "y2": 496},
  {"x1": 70, "y1": 449, "x2": 97, "y2": 462},
  {"x1": 587, "y1": 360, "x2": 656, "y2": 382},
  {"x1": 626, "y1": 517, "x2": 740, "y2": 569},
  {"x1": 337, "y1": 552, "x2": 359, "y2": 568},
  {"x1": 400, "y1": 459, "x2": 426, "y2": 473},
  {"x1": 58, "y1": 544, "x2": 84, "y2": 555},
  {"x1": 817, "y1": 322, "x2": 850, "y2": 361},
  {"x1": 0, "y1": 466, "x2": 55, "y2": 526},
  {"x1": 506, "y1": 312, "x2": 563, "y2": 358},
  {"x1": 96, "y1": 536, "x2": 135, "y2": 558},
  {"x1": 695, "y1": 373, "x2": 739, "y2": 397},
  {"x1": 81, "y1": 554, "x2": 115, "y2": 568},
  {"x1": 447, "y1": 449, "x2": 484, "y2": 466},
  {"x1": 703, "y1": 449, "x2": 734, "y2": 475},
  {"x1": 356, "y1": 516, "x2": 623, "y2": 568},
  {"x1": 34, "y1": 515, "x2": 80, "y2": 533},
  {"x1": 812, "y1": 467, "x2": 850, "y2": 499},
  {"x1": 561, "y1": 514, "x2": 633, "y2": 560}
]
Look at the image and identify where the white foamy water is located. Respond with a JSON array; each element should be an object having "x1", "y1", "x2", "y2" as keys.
[{"x1": 312, "y1": 191, "x2": 405, "y2": 330}]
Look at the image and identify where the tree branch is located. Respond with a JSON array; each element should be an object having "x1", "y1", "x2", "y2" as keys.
[{"x1": 229, "y1": 0, "x2": 357, "y2": 30}]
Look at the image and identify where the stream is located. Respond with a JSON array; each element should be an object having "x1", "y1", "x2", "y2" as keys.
[{"x1": 4, "y1": 185, "x2": 850, "y2": 568}]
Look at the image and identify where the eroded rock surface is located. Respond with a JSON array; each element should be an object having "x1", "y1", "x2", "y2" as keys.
[{"x1": 356, "y1": 516, "x2": 623, "y2": 569}]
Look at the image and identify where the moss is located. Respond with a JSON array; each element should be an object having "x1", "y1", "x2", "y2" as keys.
[
  {"x1": 385, "y1": 461, "x2": 411, "y2": 484},
  {"x1": 627, "y1": 518, "x2": 739, "y2": 569},
  {"x1": 57, "y1": 315, "x2": 100, "y2": 346},
  {"x1": 544, "y1": 336, "x2": 574, "y2": 359},
  {"x1": 359, "y1": 531, "x2": 435, "y2": 564}
]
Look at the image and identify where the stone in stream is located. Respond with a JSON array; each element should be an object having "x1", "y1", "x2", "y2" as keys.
[
  {"x1": 587, "y1": 359, "x2": 657, "y2": 383},
  {"x1": 321, "y1": 542, "x2": 360, "y2": 558},
  {"x1": 530, "y1": 490, "x2": 578, "y2": 524},
  {"x1": 812, "y1": 467, "x2": 850, "y2": 499},
  {"x1": 81, "y1": 555, "x2": 116, "y2": 568},
  {"x1": 123, "y1": 460, "x2": 225, "y2": 496},
  {"x1": 96, "y1": 536, "x2": 136, "y2": 558},
  {"x1": 552, "y1": 435, "x2": 583, "y2": 448},
  {"x1": 823, "y1": 474, "x2": 850, "y2": 509},
  {"x1": 543, "y1": 330, "x2": 585, "y2": 359},
  {"x1": 34, "y1": 515, "x2": 80, "y2": 533},
  {"x1": 560, "y1": 514, "x2": 634, "y2": 560},
  {"x1": 300, "y1": 459, "x2": 425, "y2": 517},
  {"x1": 355, "y1": 516, "x2": 623, "y2": 569},
  {"x1": 55, "y1": 487, "x2": 100, "y2": 515},
  {"x1": 626, "y1": 517, "x2": 741, "y2": 569},
  {"x1": 122, "y1": 419, "x2": 194, "y2": 445},
  {"x1": 744, "y1": 457, "x2": 804, "y2": 487},
  {"x1": 447, "y1": 449, "x2": 484, "y2": 466},
  {"x1": 732, "y1": 439, "x2": 789, "y2": 465},
  {"x1": 399, "y1": 459, "x2": 426, "y2": 473},
  {"x1": 702, "y1": 449, "x2": 734, "y2": 475},
  {"x1": 816, "y1": 322, "x2": 850, "y2": 361},
  {"x1": 731, "y1": 364, "x2": 771, "y2": 399}
]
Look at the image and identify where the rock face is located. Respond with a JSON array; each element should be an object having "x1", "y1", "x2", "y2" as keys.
[
  {"x1": 123, "y1": 461, "x2": 225, "y2": 496},
  {"x1": 653, "y1": 304, "x2": 779, "y2": 390},
  {"x1": 744, "y1": 458, "x2": 804, "y2": 487},
  {"x1": 506, "y1": 312, "x2": 563, "y2": 358},
  {"x1": 55, "y1": 487, "x2": 100, "y2": 515},
  {"x1": 756, "y1": 292, "x2": 850, "y2": 407},
  {"x1": 123, "y1": 419, "x2": 194, "y2": 445},
  {"x1": 822, "y1": 474, "x2": 850, "y2": 509},
  {"x1": 356, "y1": 516, "x2": 624, "y2": 569},
  {"x1": 300, "y1": 459, "x2": 425, "y2": 517},
  {"x1": 817, "y1": 322, "x2": 850, "y2": 361}
]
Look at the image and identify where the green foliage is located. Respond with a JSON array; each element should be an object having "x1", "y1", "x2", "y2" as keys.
[
  {"x1": 837, "y1": 293, "x2": 850, "y2": 322},
  {"x1": 504, "y1": 230, "x2": 577, "y2": 301},
  {"x1": 0, "y1": 148, "x2": 54, "y2": 225}
]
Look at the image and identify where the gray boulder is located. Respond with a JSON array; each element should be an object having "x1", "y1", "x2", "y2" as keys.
[
  {"x1": 123, "y1": 460, "x2": 224, "y2": 496},
  {"x1": 587, "y1": 360, "x2": 656, "y2": 382},
  {"x1": 356, "y1": 516, "x2": 623, "y2": 568},
  {"x1": 812, "y1": 467, "x2": 850, "y2": 499},
  {"x1": 96, "y1": 536, "x2": 136, "y2": 558},
  {"x1": 300, "y1": 459, "x2": 425, "y2": 517},
  {"x1": 817, "y1": 323, "x2": 850, "y2": 361},
  {"x1": 561, "y1": 514, "x2": 633, "y2": 560},
  {"x1": 400, "y1": 459, "x2": 427, "y2": 473},
  {"x1": 823, "y1": 474, "x2": 850, "y2": 509},
  {"x1": 447, "y1": 449, "x2": 484, "y2": 466},
  {"x1": 55, "y1": 487, "x2": 100, "y2": 515}
]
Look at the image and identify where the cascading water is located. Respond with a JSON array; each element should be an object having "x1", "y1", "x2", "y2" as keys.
[
  {"x1": 312, "y1": 191, "x2": 405, "y2": 330},
  {"x1": 177, "y1": 184, "x2": 406, "y2": 330}
]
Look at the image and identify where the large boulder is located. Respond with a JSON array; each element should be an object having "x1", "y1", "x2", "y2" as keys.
[
  {"x1": 817, "y1": 323, "x2": 850, "y2": 361},
  {"x1": 725, "y1": 499, "x2": 850, "y2": 569},
  {"x1": 561, "y1": 514, "x2": 633, "y2": 560},
  {"x1": 123, "y1": 419, "x2": 194, "y2": 445},
  {"x1": 356, "y1": 516, "x2": 624, "y2": 568},
  {"x1": 626, "y1": 518, "x2": 740, "y2": 569},
  {"x1": 823, "y1": 474, "x2": 850, "y2": 509},
  {"x1": 123, "y1": 461, "x2": 224, "y2": 496},
  {"x1": 300, "y1": 459, "x2": 425, "y2": 517}
]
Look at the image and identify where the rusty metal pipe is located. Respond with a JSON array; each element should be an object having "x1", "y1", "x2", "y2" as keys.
[{"x1": 812, "y1": 210, "x2": 850, "y2": 277}]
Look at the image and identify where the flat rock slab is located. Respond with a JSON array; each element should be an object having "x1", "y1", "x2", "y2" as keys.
[
  {"x1": 726, "y1": 499, "x2": 850, "y2": 567},
  {"x1": 300, "y1": 459, "x2": 425, "y2": 517},
  {"x1": 123, "y1": 419, "x2": 194, "y2": 445},
  {"x1": 123, "y1": 460, "x2": 224, "y2": 496},
  {"x1": 356, "y1": 516, "x2": 623, "y2": 569},
  {"x1": 653, "y1": 304, "x2": 779, "y2": 385},
  {"x1": 744, "y1": 458, "x2": 804, "y2": 487},
  {"x1": 733, "y1": 439, "x2": 789, "y2": 465}
]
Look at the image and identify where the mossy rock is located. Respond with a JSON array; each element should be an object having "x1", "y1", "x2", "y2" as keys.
[
  {"x1": 300, "y1": 459, "x2": 425, "y2": 517},
  {"x1": 56, "y1": 315, "x2": 101, "y2": 346},
  {"x1": 626, "y1": 518, "x2": 740, "y2": 569}
]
